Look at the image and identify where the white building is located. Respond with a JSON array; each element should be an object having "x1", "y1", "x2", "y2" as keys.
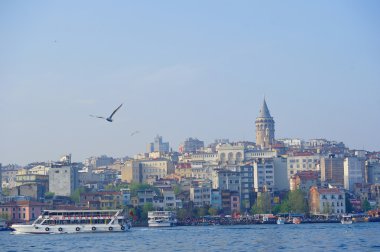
[
  {"x1": 217, "y1": 144, "x2": 245, "y2": 165},
  {"x1": 277, "y1": 138, "x2": 304, "y2": 148},
  {"x1": 253, "y1": 158, "x2": 275, "y2": 192},
  {"x1": 244, "y1": 150, "x2": 277, "y2": 160},
  {"x1": 273, "y1": 157, "x2": 289, "y2": 191},
  {"x1": 309, "y1": 187, "x2": 346, "y2": 215},
  {"x1": 287, "y1": 152, "x2": 320, "y2": 179},
  {"x1": 344, "y1": 157, "x2": 365, "y2": 192}
]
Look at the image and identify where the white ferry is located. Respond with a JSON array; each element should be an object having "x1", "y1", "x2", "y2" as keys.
[
  {"x1": 148, "y1": 211, "x2": 177, "y2": 227},
  {"x1": 11, "y1": 209, "x2": 131, "y2": 234}
]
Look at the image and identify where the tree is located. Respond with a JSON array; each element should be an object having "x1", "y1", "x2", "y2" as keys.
[
  {"x1": 208, "y1": 207, "x2": 218, "y2": 216},
  {"x1": 362, "y1": 199, "x2": 371, "y2": 212},
  {"x1": 142, "y1": 202, "x2": 154, "y2": 219},
  {"x1": 279, "y1": 200, "x2": 291, "y2": 213},
  {"x1": 345, "y1": 193, "x2": 353, "y2": 213},
  {"x1": 287, "y1": 190, "x2": 307, "y2": 213},
  {"x1": 251, "y1": 192, "x2": 271, "y2": 214},
  {"x1": 70, "y1": 187, "x2": 85, "y2": 203},
  {"x1": 176, "y1": 208, "x2": 189, "y2": 220},
  {"x1": 173, "y1": 184, "x2": 182, "y2": 196},
  {"x1": 196, "y1": 206, "x2": 209, "y2": 217},
  {"x1": 2, "y1": 187, "x2": 10, "y2": 196}
]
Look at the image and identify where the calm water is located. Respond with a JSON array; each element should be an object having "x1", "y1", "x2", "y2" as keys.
[{"x1": 1, "y1": 223, "x2": 380, "y2": 251}]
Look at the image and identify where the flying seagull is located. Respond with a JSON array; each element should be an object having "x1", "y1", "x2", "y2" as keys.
[
  {"x1": 90, "y1": 103, "x2": 123, "y2": 122},
  {"x1": 131, "y1": 130, "x2": 140, "y2": 136}
]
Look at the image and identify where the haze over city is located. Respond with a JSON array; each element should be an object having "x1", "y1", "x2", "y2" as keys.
[{"x1": 1, "y1": 1, "x2": 379, "y2": 165}]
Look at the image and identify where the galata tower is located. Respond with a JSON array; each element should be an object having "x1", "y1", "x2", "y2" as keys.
[{"x1": 255, "y1": 99, "x2": 275, "y2": 148}]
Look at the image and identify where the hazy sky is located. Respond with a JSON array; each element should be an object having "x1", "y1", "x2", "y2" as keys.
[{"x1": 1, "y1": 1, "x2": 379, "y2": 165}]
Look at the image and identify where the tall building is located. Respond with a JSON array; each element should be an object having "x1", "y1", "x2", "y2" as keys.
[
  {"x1": 48, "y1": 164, "x2": 79, "y2": 197},
  {"x1": 179, "y1": 137, "x2": 204, "y2": 153},
  {"x1": 320, "y1": 155, "x2": 344, "y2": 186},
  {"x1": 147, "y1": 135, "x2": 170, "y2": 153},
  {"x1": 253, "y1": 158, "x2": 275, "y2": 192},
  {"x1": 255, "y1": 99, "x2": 275, "y2": 148},
  {"x1": 366, "y1": 158, "x2": 380, "y2": 184},
  {"x1": 344, "y1": 157, "x2": 365, "y2": 192}
]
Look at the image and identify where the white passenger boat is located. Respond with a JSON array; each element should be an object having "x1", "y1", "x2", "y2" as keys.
[
  {"x1": 11, "y1": 209, "x2": 131, "y2": 234},
  {"x1": 341, "y1": 214, "x2": 353, "y2": 225},
  {"x1": 148, "y1": 211, "x2": 177, "y2": 227}
]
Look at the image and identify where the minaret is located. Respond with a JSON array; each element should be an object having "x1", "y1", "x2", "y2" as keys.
[{"x1": 255, "y1": 99, "x2": 275, "y2": 148}]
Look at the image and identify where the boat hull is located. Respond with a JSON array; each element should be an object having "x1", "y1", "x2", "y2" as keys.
[
  {"x1": 11, "y1": 223, "x2": 130, "y2": 234},
  {"x1": 148, "y1": 221, "x2": 176, "y2": 227}
]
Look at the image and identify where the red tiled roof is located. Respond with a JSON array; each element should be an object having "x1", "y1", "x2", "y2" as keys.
[{"x1": 296, "y1": 171, "x2": 319, "y2": 180}]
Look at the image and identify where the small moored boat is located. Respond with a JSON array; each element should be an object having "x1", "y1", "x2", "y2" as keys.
[
  {"x1": 276, "y1": 217, "x2": 285, "y2": 225},
  {"x1": 292, "y1": 217, "x2": 301, "y2": 224},
  {"x1": 341, "y1": 214, "x2": 353, "y2": 224}
]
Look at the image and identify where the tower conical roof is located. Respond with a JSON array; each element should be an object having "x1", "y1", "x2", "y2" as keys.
[{"x1": 259, "y1": 99, "x2": 272, "y2": 118}]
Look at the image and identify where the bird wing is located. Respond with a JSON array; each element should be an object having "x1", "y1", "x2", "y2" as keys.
[
  {"x1": 131, "y1": 131, "x2": 139, "y2": 136},
  {"x1": 90, "y1": 114, "x2": 105, "y2": 119},
  {"x1": 109, "y1": 103, "x2": 123, "y2": 119}
]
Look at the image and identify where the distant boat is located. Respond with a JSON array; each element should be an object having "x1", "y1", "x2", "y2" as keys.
[
  {"x1": 277, "y1": 217, "x2": 285, "y2": 225},
  {"x1": 292, "y1": 217, "x2": 302, "y2": 224},
  {"x1": 341, "y1": 214, "x2": 353, "y2": 225},
  {"x1": 148, "y1": 211, "x2": 177, "y2": 227}
]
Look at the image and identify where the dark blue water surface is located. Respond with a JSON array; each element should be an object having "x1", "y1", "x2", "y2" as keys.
[{"x1": 1, "y1": 222, "x2": 379, "y2": 252}]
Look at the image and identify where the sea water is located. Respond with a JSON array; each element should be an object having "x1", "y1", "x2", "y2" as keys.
[{"x1": 1, "y1": 222, "x2": 379, "y2": 251}]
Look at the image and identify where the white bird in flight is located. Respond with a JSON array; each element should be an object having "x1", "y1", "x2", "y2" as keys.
[
  {"x1": 131, "y1": 130, "x2": 140, "y2": 136},
  {"x1": 90, "y1": 103, "x2": 123, "y2": 122}
]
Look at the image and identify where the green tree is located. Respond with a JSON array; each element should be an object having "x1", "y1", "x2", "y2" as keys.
[
  {"x1": 196, "y1": 206, "x2": 209, "y2": 217},
  {"x1": 142, "y1": 202, "x2": 154, "y2": 219},
  {"x1": 2, "y1": 187, "x2": 10, "y2": 196},
  {"x1": 251, "y1": 192, "x2": 271, "y2": 214},
  {"x1": 70, "y1": 187, "x2": 85, "y2": 203},
  {"x1": 173, "y1": 184, "x2": 182, "y2": 196},
  {"x1": 208, "y1": 207, "x2": 218, "y2": 216},
  {"x1": 345, "y1": 193, "x2": 353, "y2": 213},
  {"x1": 362, "y1": 199, "x2": 371, "y2": 212},
  {"x1": 272, "y1": 204, "x2": 282, "y2": 215},
  {"x1": 280, "y1": 200, "x2": 291, "y2": 213},
  {"x1": 287, "y1": 190, "x2": 307, "y2": 213},
  {"x1": 176, "y1": 208, "x2": 191, "y2": 220}
]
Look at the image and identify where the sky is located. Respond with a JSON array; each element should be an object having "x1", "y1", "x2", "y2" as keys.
[{"x1": 1, "y1": 0, "x2": 379, "y2": 165}]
